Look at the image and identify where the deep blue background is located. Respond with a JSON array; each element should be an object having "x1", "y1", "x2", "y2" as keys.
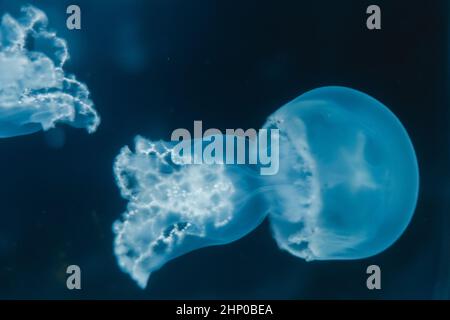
[{"x1": 0, "y1": 0, "x2": 448, "y2": 299}]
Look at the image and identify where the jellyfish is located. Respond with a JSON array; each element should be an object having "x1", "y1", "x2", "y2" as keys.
[
  {"x1": 112, "y1": 86, "x2": 419, "y2": 288},
  {"x1": 0, "y1": 6, "x2": 100, "y2": 138}
]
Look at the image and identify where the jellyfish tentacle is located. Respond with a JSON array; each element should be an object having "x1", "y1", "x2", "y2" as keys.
[{"x1": 113, "y1": 136, "x2": 269, "y2": 288}]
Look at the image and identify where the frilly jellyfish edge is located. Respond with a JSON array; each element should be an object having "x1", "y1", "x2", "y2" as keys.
[
  {"x1": 113, "y1": 137, "x2": 268, "y2": 288},
  {"x1": 0, "y1": 5, "x2": 100, "y2": 138}
]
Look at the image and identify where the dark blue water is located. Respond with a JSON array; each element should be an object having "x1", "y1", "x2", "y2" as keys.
[{"x1": 0, "y1": 0, "x2": 448, "y2": 299}]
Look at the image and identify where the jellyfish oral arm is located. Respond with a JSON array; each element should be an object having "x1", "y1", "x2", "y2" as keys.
[{"x1": 0, "y1": 5, "x2": 100, "y2": 138}]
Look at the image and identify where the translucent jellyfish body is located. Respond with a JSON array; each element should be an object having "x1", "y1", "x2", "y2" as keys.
[
  {"x1": 264, "y1": 86, "x2": 419, "y2": 260},
  {"x1": 0, "y1": 6, "x2": 100, "y2": 138},
  {"x1": 113, "y1": 86, "x2": 419, "y2": 288}
]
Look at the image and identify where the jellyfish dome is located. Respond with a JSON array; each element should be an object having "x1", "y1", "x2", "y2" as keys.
[
  {"x1": 0, "y1": 6, "x2": 100, "y2": 138},
  {"x1": 263, "y1": 86, "x2": 419, "y2": 261}
]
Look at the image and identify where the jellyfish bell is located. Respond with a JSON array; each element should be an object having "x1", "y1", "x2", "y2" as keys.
[{"x1": 263, "y1": 86, "x2": 419, "y2": 261}]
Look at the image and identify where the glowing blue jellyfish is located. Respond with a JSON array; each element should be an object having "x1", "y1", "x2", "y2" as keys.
[
  {"x1": 113, "y1": 86, "x2": 419, "y2": 288},
  {"x1": 0, "y1": 6, "x2": 100, "y2": 138}
]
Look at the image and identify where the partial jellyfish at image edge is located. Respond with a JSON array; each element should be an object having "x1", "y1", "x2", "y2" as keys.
[{"x1": 0, "y1": 5, "x2": 100, "y2": 139}]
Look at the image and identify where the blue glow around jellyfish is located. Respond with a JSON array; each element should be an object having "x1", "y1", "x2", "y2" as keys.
[
  {"x1": 0, "y1": 6, "x2": 100, "y2": 138},
  {"x1": 112, "y1": 86, "x2": 419, "y2": 288}
]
